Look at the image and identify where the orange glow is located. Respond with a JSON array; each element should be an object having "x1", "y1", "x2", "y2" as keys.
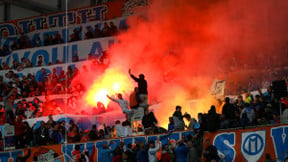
[{"x1": 84, "y1": 67, "x2": 134, "y2": 108}]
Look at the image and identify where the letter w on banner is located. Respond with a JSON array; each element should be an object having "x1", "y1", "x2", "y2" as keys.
[{"x1": 210, "y1": 79, "x2": 226, "y2": 100}]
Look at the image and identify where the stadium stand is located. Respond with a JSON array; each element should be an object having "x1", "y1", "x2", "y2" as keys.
[{"x1": 0, "y1": 0, "x2": 287, "y2": 162}]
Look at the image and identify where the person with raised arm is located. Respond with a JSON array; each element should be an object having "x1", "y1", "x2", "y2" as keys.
[
  {"x1": 107, "y1": 93, "x2": 132, "y2": 118},
  {"x1": 129, "y1": 69, "x2": 148, "y2": 108},
  {"x1": 148, "y1": 139, "x2": 160, "y2": 162},
  {"x1": 3, "y1": 87, "x2": 17, "y2": 123}
]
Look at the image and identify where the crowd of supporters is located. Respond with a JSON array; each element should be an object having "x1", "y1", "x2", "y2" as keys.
[
  {"x1": 0, "y1": 21, "x2": 120, "y2": 57},
  {"x1": 0, "y1": 67, "x2": 287, "y2": 161},
  {"x1": 0, "y1": 65, "x2": 79, "y2": 99},
  {"x1": 0, "y1": 37, "x2": 287, "y2": 161}
]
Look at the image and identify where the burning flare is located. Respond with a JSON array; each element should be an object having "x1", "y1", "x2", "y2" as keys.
[{"x1": 84, "y1": 67, "x2": 134, "y2": 108}]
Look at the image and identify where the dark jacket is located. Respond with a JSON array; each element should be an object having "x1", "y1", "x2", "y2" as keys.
[
  {"x1": 207, "y1": 109, "x2": 221, "y2": 132},
  {"x1": 204, "y1": 145, "x2": 218, "y2": 162},
  {"x1": 222, "y1": 103, "x2": 236, "y2": 120},
  {"x1": 130, "y1": 74, "x2": 148, "y2": 94},
  {"x1": 35, "y1": 126, "x2": 49, "y2": 146},
  {"x1": 142, "y1": 112, "x2": 157, "y2": 128}
]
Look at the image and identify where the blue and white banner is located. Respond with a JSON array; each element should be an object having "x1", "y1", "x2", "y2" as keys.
[
  {"x1": 0, "y1": 130, "x2": 193, "y2": 162},
  {"x1": 0, "y1": 60, "x2": 87, "y2": 82},
  {"x1": 0, "y1": 37, "x2": 116, "y2": 67},
  {"x1": 23, "y1": 110, "x2": 127, "y2": 131},
  {"x1": 0, "y1": 17, "x2": 127, "y2": 52},
  {"x1": 204, "y1": 124, "x2": 288, "y2": 162}
]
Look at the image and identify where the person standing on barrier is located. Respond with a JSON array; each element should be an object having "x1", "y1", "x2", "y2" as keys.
[{"x1": 129, "y1": 69, "x2": 148, "y2": 109}]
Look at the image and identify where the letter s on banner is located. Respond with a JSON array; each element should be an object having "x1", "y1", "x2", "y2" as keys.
[{"x1": 213, "y1": 132, "x2": 236, "y2": 162}]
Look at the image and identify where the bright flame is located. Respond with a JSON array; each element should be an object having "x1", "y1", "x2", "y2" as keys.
[{"x1": 85, "y1": 67, "x2": 134, "y2": 108}]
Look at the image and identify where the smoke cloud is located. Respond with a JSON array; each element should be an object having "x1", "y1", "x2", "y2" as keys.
[{"x1": 74, "y1": 0, "x2": 288, "y2": 128}]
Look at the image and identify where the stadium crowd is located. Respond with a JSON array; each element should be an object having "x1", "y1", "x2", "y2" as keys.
[
  {"x1": 0, "y1": 64, "x2": 287, "y2": 161},
  {"x1": 0, "y1": 21, "x2": 119, "y2": 58},
  {"x1": 0, "y1": 3, "x2": 287, "y2": 161},
  {"x1": 0, "y1": 27, "x2": 287, "y2": 161},
  {"x1": 0, "y1": 64, "x2": 80, "y2": 100}
]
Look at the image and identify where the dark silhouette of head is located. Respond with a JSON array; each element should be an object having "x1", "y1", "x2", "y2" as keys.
[
  {"x1": 176, "y1": 105, "x2": 182, "y2": 111},
  {"x1": 225, "y1": 97, "x2": 230, "y2": 103},
  {"x1": 139, "y1": 74, "x2": 145, "y2": 79},
  {"x1": 117, "y1": 93, "x2": 123, "y2": 99},
  {"x1": 75, "y1": 145, "x2": 80, "y2": 151}
]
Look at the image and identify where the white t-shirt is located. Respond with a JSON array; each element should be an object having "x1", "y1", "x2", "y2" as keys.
[
  {"x1": 240, "y1": 107, "x2": 255, "y2": 123},
  {"x1": 3, "y1": 77, "x2": 12, "y2": 84},
  {"x1": 115, "y1": 124, "x2": 125, "y2": 137},
  {"x1": 123, "y1": 126, "x2": 132, "y2": 137},
  {"x1": 148, "y1": 143, "x2": 160, "y2": 162},
  {"x1": 25, "y1": 109, "x2": 33, "y2": 119},
  {"x1": 110, "y1": 97, "x2": 130, "y2": 113}
]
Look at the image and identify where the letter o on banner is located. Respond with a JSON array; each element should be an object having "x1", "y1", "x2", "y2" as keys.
[{"x1": 31, "y1": 50, "x2": 50, "y2": 66}]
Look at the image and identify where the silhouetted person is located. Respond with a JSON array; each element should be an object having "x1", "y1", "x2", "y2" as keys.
[
  {"x1": 129, "y1": 69, "x2": 148, "y2": 108},
  {"x1": 207, "y1": 105, "x2": 221, "y2": 132},
  {"x1": 173, "y1": 106, "x2": 185, "y2": 130},
  {"x1": 94, "y1": 24, "x2": 102, "y2": 38},
  {"x1": 85, "y1": 26, "x2": 94, "y2": 39},
  {"x1": 129, "y1": 87, "x2": 141, "y2": 109},
  {"x1": 221, "y1": 97, "x2": 236, "y2": 129},
  {"x1": 203, "y1": 139, "x2": 218, "y2": 162}
]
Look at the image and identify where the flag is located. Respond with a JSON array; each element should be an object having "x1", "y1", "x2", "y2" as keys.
[{"x1": 210, "y1": 79, "x2": 226, "y2": 100}]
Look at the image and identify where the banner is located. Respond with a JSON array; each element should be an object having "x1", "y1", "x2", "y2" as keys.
[
  {"x1": 0, "y1": 60, "x2": 89, "y2": 82},
  {"x1": 23, "y1": 111, "x2": 126, "y2": 132},
  {"x1": 210, "y1": 79, "x2": 226, "y2": 100},
  {"x1": 203, "y1": 124, "x2": 288, "y2": 162},
  {"x1": 0, "y1": 17, "x2": 127, "y2": 51},
  {"x1": 0, "y1": 37, "x2": 116, "y2": 67},
  {"x1": 0, "y1": 124, "x2": 15, "y2": 151},
  {"x1": 0, "y1": 130, "x2": 193, "y2": 162},
  {"x1": 0, "y1": 0, "x2": 126, "y2": 36}
]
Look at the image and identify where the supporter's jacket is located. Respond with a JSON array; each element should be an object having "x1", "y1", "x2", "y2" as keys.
[
  {"x1": 148, "y1": 143, "x2": 160, "y2": 162},
  {"x1": 175, "y1": 144, "x2": 189, "y2": 162},
  {"x1": 115, "y1": 124, "x2": 125, "y2": 137},
  {"x1": 35, "y1": 126, "x2": 49, "y2": 145},
  {"x1": 99, "y1": 143, "x2": 116, "y2": 162},
  {"x1": 130, "y1": 74, "x2": 148, "y2": 94},
  {"x1": 241, "y1": 106, "x2": 255, "y2": 123},
  {"x1": 173, "y1": 116, "x2": 185, "y2": 130},
  {"x1": 3, "y1": 89, "x2": 14, "y2": 112},
  {"x1": 142, "y1": 112, "x2": 157, "y2": 128}
]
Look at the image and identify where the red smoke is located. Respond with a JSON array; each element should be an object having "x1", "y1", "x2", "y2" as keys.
[{"x1": 72, "y1": 0, "x2": 288, "y2": 128}]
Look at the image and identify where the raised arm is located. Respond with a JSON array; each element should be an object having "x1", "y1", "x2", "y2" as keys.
[
  {"x1": 129, "y1": 69, "x2": 139, "y2": 82},
  {"x1": 3, "y1": 88, "x2": 15, "y2": 101},
  {"x1": 149, "y1": 141, "x2": 160, "y2": 153},
  {"x1": 104, "y1": 141, "x2": 116, "y2": 153},
  {"x1": 106, "y1": 95, "x2": 118, "y2": 103}
]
